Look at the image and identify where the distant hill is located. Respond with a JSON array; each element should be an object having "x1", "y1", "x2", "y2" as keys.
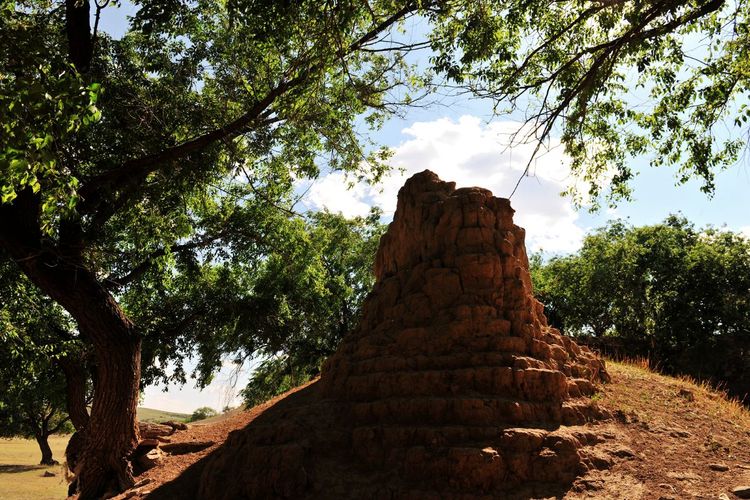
[
  {"x1": 137, "y1": 407, "x2": 190, "y2": 423},
  {"x1": 188, "y1": 407, "x2": 243, "y2": 425}
]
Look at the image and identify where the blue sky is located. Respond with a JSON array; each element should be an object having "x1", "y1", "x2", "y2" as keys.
[{"x1": 98, "y1": 4, "x2": 750, "y2": 412}]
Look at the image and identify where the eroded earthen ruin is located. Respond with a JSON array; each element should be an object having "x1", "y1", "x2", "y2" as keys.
[{"x1": 191, "y1": 171, "x2": 615, "y2": 499}]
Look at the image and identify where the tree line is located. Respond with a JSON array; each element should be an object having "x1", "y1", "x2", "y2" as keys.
[{"x1": 531, "y1": 216, "x2": 750, "y2": 400}]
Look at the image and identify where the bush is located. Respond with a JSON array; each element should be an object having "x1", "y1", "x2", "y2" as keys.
[{"x1": 188, "y1": 406, "x2": 218, "y2": 422}]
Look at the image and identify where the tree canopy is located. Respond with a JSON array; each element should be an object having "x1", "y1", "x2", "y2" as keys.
[
  {"x1": 531, "y1": 216, "x2": 750, "y2": 395},
  {"x1": 188, "y1": 407, "x2": 217, "y2": 422},
  {"x1": 431, "y1": 0, "x2": 750, "y2": 204},
  {"x1": 238, "y1": 210, "x2": 385, "y2": 406}
]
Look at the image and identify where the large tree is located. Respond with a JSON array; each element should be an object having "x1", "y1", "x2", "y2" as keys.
[
  {"x1": 0, "y1": 334, "x2": 74, "y2": 466},
  {"x1": 0, "y1": 258, "x2": 81, "y2": 465},
  {"x1": 0, "y1": 1, "x2": 449, "y2": 497}
]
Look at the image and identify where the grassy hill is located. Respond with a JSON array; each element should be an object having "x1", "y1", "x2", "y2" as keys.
[{"x1": 136, "y1": 407, "x2": 190, "y2": 423}]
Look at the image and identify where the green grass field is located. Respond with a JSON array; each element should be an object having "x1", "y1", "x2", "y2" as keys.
[
  {"x1": 0, "y1": 407, "x2": 189, "y2": 499},
  {"x1": 0, "y1": 434, "x2": 70, "y2": 500}
]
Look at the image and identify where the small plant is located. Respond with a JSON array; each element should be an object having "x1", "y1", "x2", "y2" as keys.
[{"x1": 703, "y1": 434, "x2": 728, "y2": 454}]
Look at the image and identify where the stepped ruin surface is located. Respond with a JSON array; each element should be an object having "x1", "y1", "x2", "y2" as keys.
[{"x1": 193, "y1": 171, "x2": 613, "y2": 499}]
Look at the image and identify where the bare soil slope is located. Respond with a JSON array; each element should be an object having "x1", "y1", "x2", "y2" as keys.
[{"x1": 110, "y1": 361, "x2": 750, "y2": 500}]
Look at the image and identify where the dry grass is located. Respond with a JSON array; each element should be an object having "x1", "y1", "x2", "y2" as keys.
[
  {"x1": 607, "y1": 357, "x2": 750, "y2": 428},
  {"x1": 0, "y1": 434, "x2": 70, "y2": 500}
]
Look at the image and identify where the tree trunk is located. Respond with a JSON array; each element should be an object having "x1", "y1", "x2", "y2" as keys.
[
  {"x1": 60, "y1": 352, "x2": 93, "y2": 481},
  {"x1": 35, "y1": 432, "x2": 57, "y2": 465},
  {"x1": 59, "y1": 352, "x2": 91, "y2": 431},
  {"x1": 0, "y1": 193, "x2": 141, "y2": 499},
  {"x1": 75, "y1": 330, "x2": 141, "y2": 499}
]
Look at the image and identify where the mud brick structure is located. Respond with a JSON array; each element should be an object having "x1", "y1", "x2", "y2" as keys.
[{"x1": 195, "y1": 170, "x2": 612, "y2": 499}]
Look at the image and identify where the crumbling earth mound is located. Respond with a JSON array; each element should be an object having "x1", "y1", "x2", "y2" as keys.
[{"x1": 185, "y1": 171, "x2": 616, "y2": 499}]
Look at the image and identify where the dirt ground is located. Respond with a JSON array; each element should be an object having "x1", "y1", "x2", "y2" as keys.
[
  {"x1": 566, "y1": 360, "x2": 750, "y2": 499},
  {"x1": 116, "y1": 361, "x2": 750, "y2": 499}
]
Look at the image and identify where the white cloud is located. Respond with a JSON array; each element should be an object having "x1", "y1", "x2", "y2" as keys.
[
  {"x1": 303, "y1": 115, "x2": 586, "y2": 253},
  {"x1": 305, "y1": 172, "x2": 373, "y2": 218}
]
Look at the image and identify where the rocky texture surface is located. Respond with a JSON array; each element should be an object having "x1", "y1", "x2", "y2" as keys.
[
  {"x1": 193, "y1": 171, "x2": 613, "y2": 499},
  {"x1": 132, "y1": 421, "x2": 190, "y2": 474}
]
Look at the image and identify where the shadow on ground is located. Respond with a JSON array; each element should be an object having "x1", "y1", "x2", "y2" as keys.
[
  {"x1": 0, "y1": 464, "x2": 46, "y2": 474},
  {"x1": 149, "y1": 384, "x2": 317, "y2": 500},
  {"x1": 147, "y1": 382, "x2": 577, "y2": 500}
]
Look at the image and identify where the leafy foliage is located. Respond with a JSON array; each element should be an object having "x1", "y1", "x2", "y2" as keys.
[
  {"x1": 428, "y1": 0, "x2": 750, "y2": 204},
  {"x1": 238, "y1": 210, "x2": 384, "y2": 406},
  {"x1": 0, "y1": 258, "x2": 77, "y2": 462},
  {"x1": 188, "y1": 406, "x2": 218, "y2": 422},
  {"x1": 531, "y1": 217, "x2": 750, "y2": 393},
  {"x1": 0, "y1": 340, "x2": 73, "y2": 439},
  {"x1": 122, "y1": 206, "x2": 384, "y2": 406},
  {"x1": 0, "y1": 5, "x2": 100, "y2": 226}
]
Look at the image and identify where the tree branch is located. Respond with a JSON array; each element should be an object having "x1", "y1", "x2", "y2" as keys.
[
  {"x1": 77, "y1": 2, "x2": 422, "y2": 222},
  {"x1": 78, "y1": 87, "x2": 288, "y2": 215},
  {"x1": 65, "y1": 0, "x2": 92, "y2": 73},
  {"x1": 103, "y1": 231, "x2": 229, "y2": 289}
]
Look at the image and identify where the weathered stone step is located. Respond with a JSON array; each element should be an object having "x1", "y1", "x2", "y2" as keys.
[
  {"x1": 370, "y1": 440, "x2": 585, "y2": 494},
  {"x1": 336, "y1": 324, "x2": 530, "y2": 360},
  {"x1": 326, "y1": 350, "x2": 553, "y2": 382},
  {"x1": 351, "y1": 424, "x2": 506, "y2": 453},
  {"x1": 351, "y1": 423, "x2": 602, "y2": 455},
  {"x1": 336, "y1": 365, "x2": 569, "y2": 403},
  {"x1": 349, "y1": 395, "x2": 565, "y2": 426}
]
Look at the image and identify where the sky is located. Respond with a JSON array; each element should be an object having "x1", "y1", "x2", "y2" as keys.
[
  {"x1": 298, "y1": 112, "x2": 750, "y2": 254},
  {"x1": 98, "y1": 4, "x2": 750, "y2": 413}
]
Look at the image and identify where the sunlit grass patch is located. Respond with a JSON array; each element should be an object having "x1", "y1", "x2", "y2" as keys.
[{"x1": 0, "y1": 434, "x2": 70, "y2": 500}]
